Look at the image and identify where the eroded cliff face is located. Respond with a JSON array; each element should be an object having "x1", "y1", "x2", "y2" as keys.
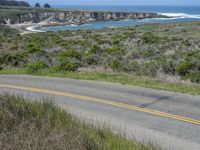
[{"x1": 1, "y1": 10, "x2": 167, "y2": 25}]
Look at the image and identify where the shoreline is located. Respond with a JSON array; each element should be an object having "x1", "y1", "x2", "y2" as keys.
[
  {"x1": 26, "y1": 26, "x2": 44, "y2": 33},
  {"x1": 2, "y1": 10, "x2": 169, "y2": 34},
  {"x1": 6, "y1": 20, "x2": 92, "y2": 34},
  {"x1": 5, "y1": 14, "x2": 177, "y2": 34},
  {"x1": 6, "y1": 21, "x2": 65, "y2": 34}
]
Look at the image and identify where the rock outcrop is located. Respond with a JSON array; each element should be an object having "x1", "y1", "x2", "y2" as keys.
[{"x1": 0, "y1": 10, "x2": 168, "y2": 25}]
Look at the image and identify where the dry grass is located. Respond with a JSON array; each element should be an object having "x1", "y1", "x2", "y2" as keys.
[{"x1": 0, "y1": 93, "x2": 157, "y2": 150}]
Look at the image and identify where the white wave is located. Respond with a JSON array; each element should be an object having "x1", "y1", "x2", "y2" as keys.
[
  {"x1": 124, "y1": 19, "x2": 131, "y2": 21},
  {"x1": 70, "y1": 24, "x2": 78, "y2": 26},
  {"x1": 26, "y1": 26, "x2": 44, "y2": 32},
  {"x1": 85, "y1": 23, "x2": 92, "y2": 26},
  {"x1": 159, "y1": 13, "x2": 200, "y2": 19},
  {"x1": 109, "y1": 26, "x2": 116, "y2": 28},
  {"x1": 69, "y1": 23, "x2": 92, "y2": 27},
  {"x1": 80, "y1": 23, "x2": 92, "y2": 26},
  {"x1": 139, "y1": 18, "x2": 174, "y2": 22}
]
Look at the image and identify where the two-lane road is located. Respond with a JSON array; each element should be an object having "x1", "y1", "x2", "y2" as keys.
[{"x1": 0, "y1": 75, "x2": 200, "y2": 150}]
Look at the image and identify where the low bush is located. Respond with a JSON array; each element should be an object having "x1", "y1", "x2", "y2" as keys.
[
  {"x1": 26, "y1": 61, "x2": 47, "y2": 73},
  {"x1": 141, "y1": 32, "x2": 159, "y2": 43},
  {"x1": 189, "y1": 72, "x2": 200, "y2": 83},
  {"x1": 1, "y1": 53, "x2": 26, "y2": 67},
  {"x1": 176, "y1": 60, "x2": 193, "y2": 76},
  {"x1": 104, "y1": 46, "x2": 123, "y2": 56},
  {"x1": 88, "y1": 45, "x2": 102, "y2": 55},
  {"x1": 57, "y1": 50, "x2": 83, "y2": 71},
  {"x1": 26, "y1": 43, "x2": 41, "y2": 53},
  {"x1": 57, "y1": 59, "x2": 79, "y2": 71},
  {"x1": 142, "y1": 61, "x2": 159, "y2": 76},
  {"x1": 109, "y1": 59, "x2": 123, "y2": 71},
  {"x1": 85, "y1": 54, "x2": 99, "y2": 65},
  {"x1": 124, "y1": 60, "x2": 140, "y2": 73},
  {"x1": 60, "y1": 49, "x2": 82, "y2": 60}
]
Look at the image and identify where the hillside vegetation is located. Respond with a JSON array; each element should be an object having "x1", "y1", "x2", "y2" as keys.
[
  {"x1": 0, "y1": 21, "x2": 200, "y2": 94},
  {"x1": 0, "y1": 0, "x2": 30, "y2": 7},
  {"x1": 0, "y1": 94, "x2": 156, "y2": 150}
]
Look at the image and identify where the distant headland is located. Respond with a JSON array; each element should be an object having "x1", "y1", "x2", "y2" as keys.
[{"x1": 0, "y1": 7, "x2": 168, "y2": 33}]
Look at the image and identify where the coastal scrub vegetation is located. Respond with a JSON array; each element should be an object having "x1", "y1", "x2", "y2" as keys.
[
  {"x1": 0, "y1": 21, "x2": 200, "y2": 94},
  {"x1": 0, "y1": 93, "x2": 156, "y2": 150}
]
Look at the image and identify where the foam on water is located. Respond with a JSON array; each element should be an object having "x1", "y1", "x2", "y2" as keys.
[
  {"x1": 159, "y1": 13, "x2": 200, "y2": 19},
  {"x1": 70, "y1": 24, "x2": 78, "y2": 26},
  {"x1": 26, "y1": 26, "x2": 44, "y2": 32}
]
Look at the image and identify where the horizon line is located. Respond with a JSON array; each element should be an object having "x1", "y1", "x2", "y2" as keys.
[{"x1": 51, "y1": 5, "x2": 200, "y2": 6}]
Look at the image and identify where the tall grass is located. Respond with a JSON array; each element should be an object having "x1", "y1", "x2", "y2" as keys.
[
  {"x1": 1, "y1": 68, "x2": 200, "y2": 95},
  {"x1": 0, "y1": 94, "x2": 157, "y2": 150}
]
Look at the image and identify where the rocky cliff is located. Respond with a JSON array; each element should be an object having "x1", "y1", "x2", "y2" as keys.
[{"x1": 1, "y1": 10, "x2": 168, "y2": 25}]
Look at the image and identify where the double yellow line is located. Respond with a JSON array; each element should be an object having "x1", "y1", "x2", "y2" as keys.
[{"x1": 0, "y1": 83, "x2": 200, "y2": 125}]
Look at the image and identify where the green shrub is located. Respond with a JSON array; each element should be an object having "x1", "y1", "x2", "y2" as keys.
[
  {"x1": 85, "y1": 54, "x2": 99, "y2": 65},
  {"x1": 0, "y1": 56, "x2": 3, "y2": 65},
  {"x1": 60, "y1": 41, "x2": 70, "y2": 48},
  {"x1": 109, "y1": 59, "x2": 123, "y2": 71},
  {"x1": 26, "y1": 61, "x2": 47, "y2": 74},
  {"x1": 26, "y1": 43, "x2": 41, "y2": 53},
  {"x1": 189, "y1": 72, "x2": 200, "y2": 83},
  {"x1": 187, "y1": 51, "x2": 200, "y2": 59},
  {"x1": 142, "y1": 61, "x2": 159, "y2": 76},
  {"x1": 57, "y1": 50, "x2": 83, "y2": 71},
  {"x1": 161, "y1": 59, "x2": 176, "y2": 75},
  {"x1": 124, "y1": 60, "x2": 140, "y2": 73},
  {"x1": 183, "y1": 39, "x2": 192, "y2": 46},
  {"x1": 141, "y1": 32, "x2": 159, "y2": 43},
  {"x1": 143, "y1": 49, "x2": 154, "y2": 57},
  {"x1": 57, "y1": 59, "x2": 79, "y2": 71},
  {"x1": 113, "y1": 39, "x2": 120, "y2": 45},
  {"x1": 127, "y1": 50, "x2": 141, "y2": 59},
  {"x1": 104, "y1": 46, "x2": 122, "y2": 55},
  {"x1": 1, "y1": 53, "x2": 26, "y2": 67},
  {"x1": 10, "y1": 42, "x2": 19, "y2": 50},
  {"x1": 60, "y1": 50, "x2": 82, "y2": 60},
  {"x1": 176, "y1": 60, "x2": 193, "y2": 76},
  {"x1": 88, "y1": 45, "x2": 101, "y2": 54},
  {"x1": 54, "y1": 36, "x2": 63, "y2": 45}
]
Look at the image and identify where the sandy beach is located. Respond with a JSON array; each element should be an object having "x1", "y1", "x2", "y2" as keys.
[{"x1": 6, "y1": 21, "x2": 67, "y2": 34}]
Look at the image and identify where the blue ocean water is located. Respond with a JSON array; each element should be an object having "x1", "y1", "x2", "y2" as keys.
[{"x1": 39, "y1": 6, "x2": 200, "y2": 31}]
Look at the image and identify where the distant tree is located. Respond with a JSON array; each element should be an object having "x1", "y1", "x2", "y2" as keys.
[
  {"x1": 35, "y1": 3, "x2": 41, "y2": 8},
  {"x1": 43, "y1": 3, "x2": 51, "y2": 8}
]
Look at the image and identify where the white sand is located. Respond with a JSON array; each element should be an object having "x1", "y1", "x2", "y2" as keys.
[{"x1": 26, "y1": 26, "x2": 44, "y2": 32}]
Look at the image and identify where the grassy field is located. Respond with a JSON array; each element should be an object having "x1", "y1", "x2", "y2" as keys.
[
  {"x1": 1, "y1": 68, "x2": 200, "y2": 95},
  {"x1": 0, "y1": 93, "x2": 157, "y2": 150}
]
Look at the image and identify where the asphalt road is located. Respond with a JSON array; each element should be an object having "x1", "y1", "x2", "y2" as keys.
[{"x1": 0, "y1": 75, "x2": 200, "y2": 150}]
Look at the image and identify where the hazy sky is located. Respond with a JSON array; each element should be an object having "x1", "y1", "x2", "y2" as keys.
[{"x1": 26, "y1": 0, "x2": 200, "y2": 6}]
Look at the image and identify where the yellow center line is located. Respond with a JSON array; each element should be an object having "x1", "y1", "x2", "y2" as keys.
[{"x1": 0, "y1": 83, "x2": 200, "y2": 125}]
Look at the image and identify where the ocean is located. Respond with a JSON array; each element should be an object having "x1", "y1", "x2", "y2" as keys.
[{"x1": 38, "y1": 5, "x2": 200, "y2": 31}]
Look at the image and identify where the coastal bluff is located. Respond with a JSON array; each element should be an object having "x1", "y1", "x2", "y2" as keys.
[{"x1": 0, "y1": 8, "x2": 168, "y2": 25}]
